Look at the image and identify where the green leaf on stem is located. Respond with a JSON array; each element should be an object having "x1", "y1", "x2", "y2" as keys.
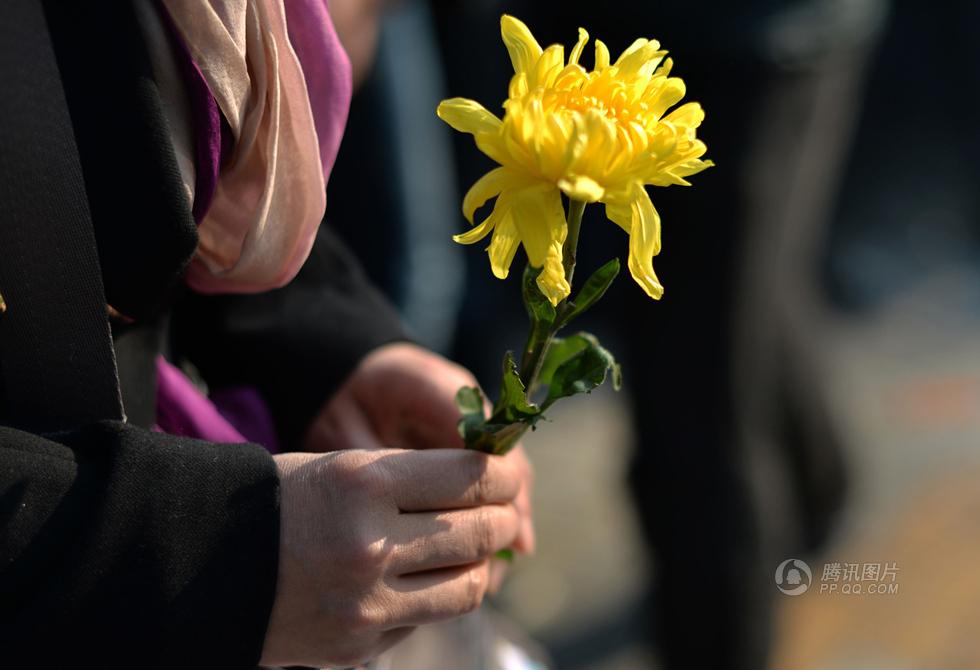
[
  {"x1": 463, "y1": 419, "x2": 528, "y2": 455},
  {"x1": 456, "y1": 386, "x2": 489, "y2": 444},
  {"x1": 558, "y1": 258, "x2": 621, "y2": 328},
  {"x1": 539, "y1": 332, "x2": 622, "y2": 407},
  {"x1": 536, "y1": 336, "x2": 590, "y2": 389},
  {"x1": 455, "y1": 379, "x2": 534, "y2": 456},
  {"x1": 494, "y1": 351, "x2": 541, "y2": 423},
  {"x1": 522, "y1": 264, "x2": 556, "y2": 329}
]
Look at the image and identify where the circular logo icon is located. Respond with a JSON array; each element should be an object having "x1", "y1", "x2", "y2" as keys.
[{"x1": 775, "y1": 558, "x2": 812, "y2": 596}]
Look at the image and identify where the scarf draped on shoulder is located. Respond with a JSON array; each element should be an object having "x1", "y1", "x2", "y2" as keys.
[{"x1": 155, "y1": 0, "x2": 352, "y2": 293}]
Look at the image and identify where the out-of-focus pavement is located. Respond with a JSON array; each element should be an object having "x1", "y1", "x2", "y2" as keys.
[
  {"x1": 772, "y1": 268, "x2": 980, "y2": 670},
  {"x1": 489, "y1": 266, "x2": 980, "y2": 670}
]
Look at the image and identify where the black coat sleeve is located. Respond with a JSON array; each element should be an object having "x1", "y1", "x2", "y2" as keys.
[
  {"x1": 0, "y1": 421, "x2": 280, "y2": 668},
  {"x1": 172, "y1": 225, "x2": 410, "y2": 449}
]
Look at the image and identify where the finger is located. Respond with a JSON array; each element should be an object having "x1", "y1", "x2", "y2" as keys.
[
  {"x1": 304, "y1": 393, "x2": 383, "y2": 452},
  {"x1": 389, "y1": 504, "x2": 521, "y2": 574},
  {"x1": 358, "y1": 353, "x2": 476, "y2": 451},
  {"x1": 488, "y1": 558, "x2": 508, "y2": 594},
  {"x1": 387, "y1": 561, "x2": 490, "y2": 626},
  {"x1": 381, "y1": 449, "x2": 521, "y2": 511},
  {"x1": 506, "y1": 446, "x2": 535, "y2": 554},
  {"x1": 512, "y1": 488, "x2": 536, "y2": 554},
  {"x1": 393, "y1": 371, "x2": 474, "y2": 451}
]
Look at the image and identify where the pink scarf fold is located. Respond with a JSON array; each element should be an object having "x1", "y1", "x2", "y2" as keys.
[{"x1": 159, "y1": 0, "x2": 352, "y2": 294}]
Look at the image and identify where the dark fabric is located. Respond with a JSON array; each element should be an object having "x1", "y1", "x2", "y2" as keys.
[
  {"x1": 172, "y1": 225, "x2": 410, "y2": 450},
  {"x1": 0, "y1": 2, "x2": 279, "y2": 667},
  {"x1": 42, "y1": 0, "x2": 199, "y2": 322},
  {"x1": 0, "y1": 2, "x2": 409, "y2": 667},
  {"x1": 0, "y1": 0, "x2": 124, "y2": 433},
  {"x1": 154, "y1": 0, "x2": 226, "y2": 224},
  {"x1": 0, "y1": 421, "x2": 280, "y2": 668},
  {"x1": 113, "y1": 318, "x2": 167, "y2": 429}
]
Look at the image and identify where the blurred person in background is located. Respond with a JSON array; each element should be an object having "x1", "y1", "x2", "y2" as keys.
[{"x1": 329, "y1": 0, "x2": 466, "y2": 355}]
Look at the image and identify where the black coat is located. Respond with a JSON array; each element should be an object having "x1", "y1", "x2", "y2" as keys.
[{"x1": 0, "y1": 1, "x2": 406, "y2": 666}]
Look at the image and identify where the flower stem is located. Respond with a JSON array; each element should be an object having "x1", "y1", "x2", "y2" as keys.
[
  {"x1": 562, "y1": 199, "x2": 586, "y2": 289},
  {"x1": 519, "y1": 199, "x2": 588, "y2": 392},
  {"x1": 519, "y1": 327, "x2": 547, "y2": 386},
  {"x1": 470, "y1": 200, "x2": 591, "y2": 454}
]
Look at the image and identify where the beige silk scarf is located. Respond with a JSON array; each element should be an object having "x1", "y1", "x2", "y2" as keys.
[{"x1": 162, "y1": 0, "x2": 327, "y2": 293}]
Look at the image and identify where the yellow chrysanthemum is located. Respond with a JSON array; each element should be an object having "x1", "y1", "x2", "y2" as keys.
[{"x1": 437, "y1": 15, "x2": 712, "y2": 304}]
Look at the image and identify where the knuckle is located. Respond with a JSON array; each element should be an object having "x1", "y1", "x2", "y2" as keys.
[
  {"x1": 328, "y1": 595, "x2": 387, "y2": 642},
  {"x1": 346, "y1": 599, "x2": 384, "y2": 633},
  {"x1": 346, "y1": 533, "x2": 388, "y2": 575},
  {"x1": 472, "y1": 508, "x2": 498, "y2": 558},
  {"x1": 463, "y1": 565, "x2": 488, "y2": 613},
  {"x1": 465, "y1": 455, "x2": 493, "y2": 504},
  {"x1": 329, "y1": 451, "x2": 387, "y2": 497}
]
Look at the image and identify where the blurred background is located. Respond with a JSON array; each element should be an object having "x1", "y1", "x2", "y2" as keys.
[{"x1": 326, "y1": 0, "x2": 980, "y2": 668}]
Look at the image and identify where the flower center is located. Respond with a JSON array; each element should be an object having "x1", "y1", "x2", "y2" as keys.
[{"x1": 549, "y1": 87, "x2": 651, "y2": 131}]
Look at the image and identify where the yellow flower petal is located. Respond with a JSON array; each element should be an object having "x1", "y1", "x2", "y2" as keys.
[
  {"x1": 663, "y1": 101, "x2": 705, "y2": 129},
  {"x1": 532, "y1": 44, "x2": 565, "y2": 89},
  {"x1": 488, "y1": 210, "x2": 521, "y2": 279},
  {"x1": 615, "y1": 38, "x2": 651, "y2": 65},
  {"x1": 509, "y1": 185, "x2": 564, "y2": 266},
  {"x1": 501, "y1": 15, "x2": 543, "y2": 75},
  {"x1": 453, "y1": 214, "x2": 496, "y2": 245},
  {"x1": 437, "y1": 98, "x2": 512, "y2": 166},
  {"x1": 508, "y1": 185, "x2": 570, "y2": 304},
  {"x1": 538, "y1": 243, "x2": 570, "y2": 305},
  {"x1": 625, "y1": 186, "x2": 664, "y2": 299},
  {"x1": 558, "y1": 175, "x2": 604, "y2": 203},
  {"x1": 594, "y1": 39, "x2": 611, "y2": 70},
  {"x1": 462, "y1": 167, "x2": 531, "y2": 223},
  {"x1": 614, "y1": 39, "x2": 664, "y2": 76},
  {"x1": 438, "y1": 16, "x2": 711, "y2": 301},
  {"x1": 649, "y1": 78, "x2": 686, "y2": 119},
  {"x1": 454, "y1": 191, "x2": 511, "y2": 245},
  {"x1": 509, "y1": 72, "x2": 529, "y2": 99},
  {"x1": 569, "y1": 28, "x2": 589, "y2": 66},
  {"x1": 603, "y1": 194, "x2": 633, "y2": 235},
  {"x1": 436, "y1": 97, "x2": 501, "y2": 135}
]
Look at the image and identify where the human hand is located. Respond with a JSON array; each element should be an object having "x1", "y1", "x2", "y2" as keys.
[
  {"x1": 261, "y1": 448, "x2": 523, "y2": 668},
  {"x1": 303, "y1": 342, "x2": 535, "y2": 564}
]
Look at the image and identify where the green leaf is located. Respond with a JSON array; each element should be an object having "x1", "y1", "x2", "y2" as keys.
[
  {"x1": 493, "y1": 351, "x2": 541, "y2": 423},
  {"x1": 455, "y1": 386, "x2": 484, "y2": 416},
  {"x1": 541, "y1": 332, "x2": 622, "y2": 406},
  {"x1": 558, "y1": 258, "x2": 620, "y2": 328},
  {"x1": 536, "y1": 336, "x2": 590, "y2": 390},
  {"x1": 456, "y1": 379, "x2": 534, "y2": 456},
  {"x1": 456, "y1": 386, "x2": 489, "y2": 445},
  {"x1": 495, "y1": 548, "x2": 515, "y2": 562},
  {"x1": 522, "y1": 264, "x2": 556, "y2": 330},
  {"x1": 463, "y1": 420, "x2": 528, "y2": 455}
]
